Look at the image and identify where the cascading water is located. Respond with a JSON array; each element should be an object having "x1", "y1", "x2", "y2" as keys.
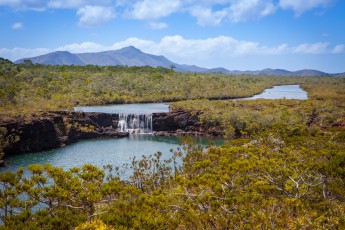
[{"x1": 118, "y1": 114, "x2": 153, "y2": 134}]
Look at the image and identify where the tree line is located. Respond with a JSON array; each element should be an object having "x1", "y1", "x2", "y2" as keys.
[{"x1": 0, "y1": 57, "x2": 344, "y2": 229}]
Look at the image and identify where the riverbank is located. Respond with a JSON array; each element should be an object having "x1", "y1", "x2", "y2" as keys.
[
  {"x1": 0, "y1": 111, "x2": 129, "y2": 158},
  {"x1": 0, "y1": 108, "x2": 210, "y2": 159},
  {"x1": 1, "y1": 84, "x2": 310, "y2": 160}
]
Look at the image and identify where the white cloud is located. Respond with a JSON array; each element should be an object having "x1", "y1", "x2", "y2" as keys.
[
  {"x1": 47, "y1": 0, "x2": 112, "y2": 9},
  {"x1": 57, "y1": 36, "x2": 342, "y2": 63},
  {"x1": 279, "y1": 0, "x2": 334, "y2": 15},
  {"x1": 128, "y1": 0, "x2": 181, "y2": 20},
  {"x1": 55, "y1": 42, "x2": 105, "y2": 53},
  {"x1": 1, "y1": 36, "x2": 344, "y2": 70},
  {"x1": 332, "y1": 45, "x2": 345, "y2": 54},
  {"x1": 0, "y1": 0, "x2": 112, "y2": 9},
  {"x1": 227, "y1": 0, "x2": 276, "y2": 23},
  {"x1": 110, "y1": 37, "x2": 157, "y2": 51},
  {"x1": 148, "y1": 22, "x2": 168, "y2": 29},
  {"x1": 189, "y1": 6, "x2": 226, "y2": 26},
  {"x1": 292, "y1": 42, "x2": 329, "y2": 54},
  {"x1": 0, "y1": 47, "x2": 50, "y2": 61},
  {"x1": 11, "y1": 22, "x2": 23, "y2": 30},
  {"x1": 0, "y1": 0, "x2": 116, "y2": 10},
  {"x1": 77, "y1": 5, "x2": 115, "y2": 27},
  {"x1": 48, "y1": 0, "x2": 88, "y2": 9},
  {"x1": 0, "y1": 0, "x2": 339, "y2": 27},
  {"x1": 0, "y1": 0, "x2": 47, "y2": 10},
  {"x1": 188, "y1": 0, "x2": 276, "y2": 25}
]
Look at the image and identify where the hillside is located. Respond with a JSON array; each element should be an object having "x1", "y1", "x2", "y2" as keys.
[{"x1": 15, "y1": 47, "x2": 344, "y2": 76}]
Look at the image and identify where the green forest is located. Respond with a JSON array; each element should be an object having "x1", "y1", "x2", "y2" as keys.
[
  {"x1": 1, "y1": 57, "x2": 301, "y2": 116},
  {"x1": 0, "y1": 58, "x2": 344, "y2": 229}
]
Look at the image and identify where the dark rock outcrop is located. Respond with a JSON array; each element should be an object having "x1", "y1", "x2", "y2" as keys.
[
  {"x1": 0, "y1": 111, "x2": 128, "y2": 156},
  {"x1": 0, "y1": 108, "x2": 222, "y2": 159},
  {"x1": 152, "y1": 109, "x2": 223, "y2": 136},
  {"x1": 153, "y1": 109, "x2": 200, "y2": 132}
]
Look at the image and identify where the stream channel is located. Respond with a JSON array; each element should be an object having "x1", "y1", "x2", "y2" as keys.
[{"x1": 1, "y1": 85, "x2": 307, "y2": 173}]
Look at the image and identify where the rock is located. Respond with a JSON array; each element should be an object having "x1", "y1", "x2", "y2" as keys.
[
  {"x1": 152, "y1": 109, "x2": 200, "y2": 132},
  {"x1": 0, "y1": 108, "x2": 222, "y2": 157},
  {"x1": 0, "y1": 111, "x2": 128, "y2": 156},
  {"x1": 85, "y1": 113, "x2": 119, "y2": 128},
  {"x1": 152, "y1": 109, "x2": 224, "y2": 137},
  {"x1": 0, "y1": 117, "x2": 61, "y2": 154}
]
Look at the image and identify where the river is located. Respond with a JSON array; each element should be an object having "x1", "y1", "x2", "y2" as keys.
[
  {"x1": 237, "y1": 84, "x2": 308, "y2": 100},
  {"x1": 1, "y1": 84, "x2": 307, "y2": 173}
]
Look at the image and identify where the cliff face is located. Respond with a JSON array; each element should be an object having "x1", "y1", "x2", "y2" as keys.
[
  {"x1": 0, "y1": 109, "x2": 222, "y2": 158},
  {"x1": 152, "y1": 109, "x2": 224, "y2": 136},
  {"x1": 153, "y1": 109, "x2": 200, "y2": 132},
  {"x1": 0, "y1": 112, "x2": 128, "y2": 156}
]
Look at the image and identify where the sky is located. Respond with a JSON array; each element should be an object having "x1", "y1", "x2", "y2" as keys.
[{"x1": 1, "y1": 0, "x2": 345, "y2": 73}]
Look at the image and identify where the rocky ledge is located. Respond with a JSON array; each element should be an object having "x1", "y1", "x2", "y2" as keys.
[
  {"x1": 152, "y1": 109, "x2": 224, "y2": 136},
  {"x1": 0, "y1": 109, "x2": 223, "y2": 161},
  {"x1": 0, "y1": 111, "x2": 128, "y2": 156}
]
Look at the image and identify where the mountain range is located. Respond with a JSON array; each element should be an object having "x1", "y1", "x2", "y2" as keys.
[{"x1": 15, "y1": 46, "x2": 344, "y2": 77}]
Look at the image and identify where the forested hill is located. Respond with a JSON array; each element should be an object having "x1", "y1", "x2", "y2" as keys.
[
  {"x1": 14, "y1": 47, "x2": 344, "y2": 76},
  {"x1": 15, "y1": 46, "x2": 207, "y2": 73},
  {"x1": 1, "y1": 56, "x2": 345, "y2": 229}
]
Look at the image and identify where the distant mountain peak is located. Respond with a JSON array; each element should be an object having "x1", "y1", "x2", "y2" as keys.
[
  {"x1": 118, "y1": 46, "x2": 143, "y2": 53},
  {"x1": 125, "y1": 45, "x2": 140, "y2": 50},
  {"x1": 13, "y1": 47, "x2": 344, "y2": 76}
]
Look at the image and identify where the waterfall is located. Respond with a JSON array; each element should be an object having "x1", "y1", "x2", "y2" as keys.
[{"x1": 118, "y1": 114, "x2": 153, "y2": 134}]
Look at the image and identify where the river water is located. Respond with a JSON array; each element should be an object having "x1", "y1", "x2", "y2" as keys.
[
  {"x1": 237, "y1": 84, "x2": 308, "y2": 100},
  {"x1": 1, "y1": 85, "x2": 307, "y2": 173},
  {"x1": 75, "y1": 102, "x2": 170, "y2": 114},
  {"x1": 2, "y1": 135, "x2": 223, "y2": 173}
]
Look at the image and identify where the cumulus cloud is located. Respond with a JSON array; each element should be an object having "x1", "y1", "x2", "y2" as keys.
[
  {"x1": 0, "y1": 0, "x2": 46, "y2": 10},
  {"x1": 189, "y1": 6, "x2": 226, "y2": 26},
  {"x1": 0, "y1": 0, "x2": 339, "y2": 27},
  {"x1": 1, "y1": 36, "x2": 344, "y2": 66},
  {"x1": 55, "y1": 42, "x2": 105, "y2": 53},
  {"x1": 188, "y1": 0, "x2": 277, "y2": 25},
  {"x1": 77, "y1": 5, "x2": 115, "y2": 27},
  {"x1": 127, "y1": 0, "x2": 181, "y2": 20},
  {"x1": 292, "y1": 42, "x2": 330, "y2": 54},
  {"x1": 279, "y1": 0, "x2": 334, "y2": 15},
  {"x1": 110, "y1": 37, "x2": 157, "y2": 51},
  {"x1": 0, "y1": 0, "x2": 111, "y2": 9},
  {"x1": 47, "y1": 0, "x2": 113, "y2": 9},
  {"x1": 11, "y1": 22, "x2": 23, "y2": 30},
  {"x1": 227, "y1": 0, "x2": 276, "y2": 23},
  {"x1": 1, "y1": 36, "x2": 344, "y2": 72},
  {"x1": 0, "y1": 47, "x2": 50, "y2": 61}
]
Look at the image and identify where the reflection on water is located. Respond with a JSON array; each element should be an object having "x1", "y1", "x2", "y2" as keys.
[
  {"x1": 74, "y1": 103, "x2": 170, "y2": 114},
  {"x1": 1, "y1": 135, "x2": 223, "y2": 173},
  {"x1": 75, "y1": 85, "x2": 307, "y2": 114},
  {"x1": 237, "y1": 84, "x2": 308, "y2": 100},
  {"x1": 2, "y1": 85, "x2": 307, "y2": 173}
]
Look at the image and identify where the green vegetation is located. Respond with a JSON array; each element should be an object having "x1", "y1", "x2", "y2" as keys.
[
  {"x1": 0, "y1": 58, "x2": 344, "y2": 229},
  {"x1": 0, "y1": 133, "x2": 344, "y2": 229},
  {"x1": 1, "y1": 58, "x2": 300, "y2": 116},
  {"x1": 171, "y1": 77, "x2": 345, "y2": 139}
]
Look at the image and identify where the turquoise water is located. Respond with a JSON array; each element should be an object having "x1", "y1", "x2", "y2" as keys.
[
  {"x1": 1, "y1": 85, "x2": 307, "y2": 173},
  {"x1": 74, "y1": 85, "x2": 307, "y2": 114},
  {"x1": 1, "y1": 135, "x2": 223, "y2": 173},
  {"x1": 237, "y1": 84, "x2": 308, "y2": 100},
  {"x1": 74, "y1": 102, "x2": 170, "y2": 114}
]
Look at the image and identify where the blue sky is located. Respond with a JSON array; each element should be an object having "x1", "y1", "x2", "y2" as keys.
[{"x1": 1, "y1": 0, "x2": 345, "y2": 73}]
